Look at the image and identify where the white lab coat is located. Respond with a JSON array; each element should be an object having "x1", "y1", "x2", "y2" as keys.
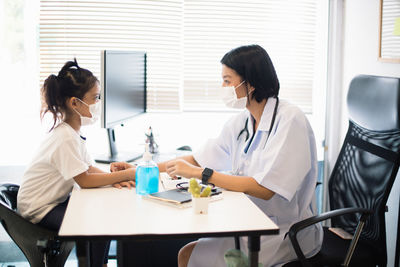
[{"x1": 190, "y1": 98, "x2": 323, "y2": 267}]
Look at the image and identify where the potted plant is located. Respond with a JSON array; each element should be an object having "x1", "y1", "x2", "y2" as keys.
[{"x1": 188, "y1": 178, "x2": 211, "y2": 214}]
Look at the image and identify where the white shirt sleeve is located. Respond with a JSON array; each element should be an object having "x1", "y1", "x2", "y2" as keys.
[
  {"x1": 51, "y1": 137, "x2": 90, "y2": 180},
  {"x1": 83, "y1": 145, "x2": 94, "y2": 166},
  {"x1": 193, "y1": 119, "x2": 234, "y2": 171},
  {"x1": 253, "y1": 112, "x2": 312, "y2": 201}
]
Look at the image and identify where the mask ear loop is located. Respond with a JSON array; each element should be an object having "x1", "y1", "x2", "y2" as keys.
[
  {"x1": 235, "y1": 80, "x2": 246, "y2": 90},
  {"x1": 244, "y1": 82, "x2": 255, "y2": 107},
  {"x1": 71, "y1": 97, "x2": 90, "y2": 119},
  {"x1": 235, "y1": 82, "x2": 254, "y2": 142},
  {"x1": 75, "y1": 97, "x2": 89, "y2": 107},
  {"x1": 263, "y1": 97, "x2": 279, "y2": 149}
]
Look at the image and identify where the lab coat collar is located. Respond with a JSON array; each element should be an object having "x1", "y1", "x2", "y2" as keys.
[{"x1": 256, "y1": 97, "x2": 278, "y2": 132}]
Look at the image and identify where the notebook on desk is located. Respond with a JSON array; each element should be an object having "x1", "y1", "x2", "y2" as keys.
[{"x1": 147, "y1": 189, "x2": 192, "y2": 204}]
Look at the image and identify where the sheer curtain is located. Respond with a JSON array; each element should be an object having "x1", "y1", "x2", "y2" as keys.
[
  {"x1": 0, "y1": 0, "x2": 41, "y2": 165},
  {"x1": 182, "y1": 0, "x2": 322, "y2": 113},
  {"x1": 39, "y1": 0, "x2": 183, "y2": 111},
  {"x1": 1, "y1": 0, "x2": 328, "y2": 164},
  {"x1": 38, "y1": 0, "x2": 326, "y2": 114}
]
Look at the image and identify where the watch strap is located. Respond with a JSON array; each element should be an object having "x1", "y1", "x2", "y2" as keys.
[{"x1": 202, "y1": 167, "x2": 214, "y2": 185}]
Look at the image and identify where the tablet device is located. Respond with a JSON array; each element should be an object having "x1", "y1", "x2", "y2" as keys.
[
  {"x1": 147, "y1": 188, "x2": 222, "y2": 205},
  {"x1": 147, "y1": 189, "x2": 192, "y2": 204}
]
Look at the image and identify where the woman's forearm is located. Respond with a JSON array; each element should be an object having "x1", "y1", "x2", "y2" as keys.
[
  {"x1": 162, "y1": 156, "x2": 273, "y2": 200},
  {"x1": 158, "y1": 155, "x2": 199, "y2": 172},
  {"x1": 192, "y1": 170, "x2": 274, "y2": 201}
]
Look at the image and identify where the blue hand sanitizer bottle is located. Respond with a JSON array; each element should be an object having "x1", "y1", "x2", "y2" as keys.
[{"x1": 135, "y1": 143, "x2": 159, "y2": 195}]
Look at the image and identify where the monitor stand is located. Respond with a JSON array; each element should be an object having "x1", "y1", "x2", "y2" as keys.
[{"x1": 95, "y1": 128, "x2": 143, "y2": 164}]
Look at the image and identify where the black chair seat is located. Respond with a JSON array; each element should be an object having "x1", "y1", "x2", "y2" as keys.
[
  {"x1": 284, "y1": 228, "x2": 380, "y2": 267},
  {"x1": 318, "y1": 227, "x2": 378, "y2": 266}
]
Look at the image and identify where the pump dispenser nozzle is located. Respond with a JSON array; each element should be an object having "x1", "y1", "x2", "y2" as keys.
[{"x1": 143, "y1": 143, "x2": 152, "y2": 161}]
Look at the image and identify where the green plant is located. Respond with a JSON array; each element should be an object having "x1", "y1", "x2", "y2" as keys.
[{"x1": 188, "y1": 178, "x2": 211, "y2": 198}]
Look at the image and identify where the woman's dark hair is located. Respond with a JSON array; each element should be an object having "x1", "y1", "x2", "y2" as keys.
[
  {"x1": 220, "y1": 44, "x2": 280, "y2": 102},
  {"x1": 41, "y1": 58, "x2": 99, "y2": 131}
]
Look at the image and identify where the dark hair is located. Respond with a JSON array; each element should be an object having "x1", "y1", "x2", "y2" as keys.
[
  {"x1": 220, "y1": 44, "x2": 280, "y2": 102},
  {"x1": 41, "y1": 58, "x2": 99, "y2": 131}
]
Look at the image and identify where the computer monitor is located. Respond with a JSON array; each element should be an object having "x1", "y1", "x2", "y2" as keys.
[{"x1": 95, "y1": 50, "x2": 147, "y2": 163}]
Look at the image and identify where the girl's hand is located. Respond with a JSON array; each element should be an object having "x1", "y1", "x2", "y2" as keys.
[
  {"x1": 110, "y1": 162, "x2": 134, "y2": 172},
  {"x1": 113, "y1": 180, "x2": 135, "y2": 189},
  {"x1": 166, "y1": 159, "x2": 201, "y2": 179}
]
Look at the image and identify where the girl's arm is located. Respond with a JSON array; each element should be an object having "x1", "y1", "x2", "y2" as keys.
[
  {"x1": 74, "y1": 168, "x2": 135, "y2": 189},
  {"x1": 110, "y1": 155, "x2": 199, "y2": 174},
  {"x1": 166, "y1": 159, "x2": 274, "y2": 201},
  {"x1": 88, "y1": 165, "x2": 135, "y2": 189},
  {"x1": 88, "y1": 165, "x2": 106, "y2": 173},
  {"x1": 110, "y1": 162, "x2": 135, "y2": 172}
]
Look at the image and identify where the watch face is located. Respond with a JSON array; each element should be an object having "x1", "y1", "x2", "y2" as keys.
[{"x1": 203, "y1": 168, "x2": 213, "y2": 177}]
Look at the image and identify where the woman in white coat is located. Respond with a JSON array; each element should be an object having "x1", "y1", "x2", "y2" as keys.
[{"x1": 113, "y1": 44, "x2": 323, "y2": 266}]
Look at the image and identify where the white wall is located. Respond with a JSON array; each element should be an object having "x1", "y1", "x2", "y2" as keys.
[
  {"x1": 341, "y1": 0, "x2": 400, "y2": 136},
  {"x1": 84, "y1": 112, "x2": 234, "y2": 160},
  {"x1": 341, "y1": 1, "x2": 400, "y2": 266}
]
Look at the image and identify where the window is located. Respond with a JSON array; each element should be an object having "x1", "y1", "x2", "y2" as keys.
[
  {"x1": 183, "y1": 0, "x2": 323, "y2": 113},
  {"x1": 0, "y1": 0, "x2": 327, "y2": 165},
  {"x1": 39, "y1": 0, "x2": 328, "y2": 115},
  {"x1": 39, "y1": 0, "x2": 183, "y2": 110}
]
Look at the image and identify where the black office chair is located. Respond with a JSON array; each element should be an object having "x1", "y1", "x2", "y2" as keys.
[
  {"x1": 0, "y1": 183, "x2": 74, "y2": 267},
  {"x1": 177, "y1": 145, "x2": 192, "y2": 151},
  {"x1": 283, "y1": 75, "x2": 400, "y2": 267}
]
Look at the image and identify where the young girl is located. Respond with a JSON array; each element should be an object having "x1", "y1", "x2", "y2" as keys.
[{"x1": 17, "y1": 59, "x2": 135, "y2": 267}]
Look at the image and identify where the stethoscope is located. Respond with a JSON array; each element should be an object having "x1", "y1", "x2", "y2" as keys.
[{"x1": 237, "y1": 96, "x2": 279, "y2": 149}]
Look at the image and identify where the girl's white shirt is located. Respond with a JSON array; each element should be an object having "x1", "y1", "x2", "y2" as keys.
[
  {"x1": 17, "y1": 122, "x2": 92, "y2": 223},
  {"x1": 191, "y1": 97, "x2": 323, "y2": 267}
]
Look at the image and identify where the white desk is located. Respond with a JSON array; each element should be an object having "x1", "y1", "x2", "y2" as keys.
[{"x1": 59, "y1": 186, "x2": 279, "y2": 267}]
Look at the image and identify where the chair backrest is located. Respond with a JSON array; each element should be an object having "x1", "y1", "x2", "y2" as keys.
[
  {"x1": 328, "y1": 74, "x2": 400, "y2": 265},
  {"x1": 0, "y1": 183, "x2": 19, "y2": 210}
]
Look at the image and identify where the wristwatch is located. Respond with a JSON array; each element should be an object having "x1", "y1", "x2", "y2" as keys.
[{"x1": 201, "y1": 167, "x2": 214, "y2": 185}]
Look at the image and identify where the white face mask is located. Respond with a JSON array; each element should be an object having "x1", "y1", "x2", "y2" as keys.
[
  {"x1": 74, "y1": 98, "x2": 101, "y2": 126},
  {"x1": 221, "y1": 80, "x2": 249, "y2": 109}
]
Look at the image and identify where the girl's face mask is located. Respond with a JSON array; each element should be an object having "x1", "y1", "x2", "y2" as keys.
[{"x1": 73, "y1": 98, "x2": 101, "y2": 126}]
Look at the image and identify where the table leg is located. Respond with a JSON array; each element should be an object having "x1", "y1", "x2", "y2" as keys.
[
  {"x1": 76, "y1": 240, "x2": 90, "y2": 267},
  {"x1": 248, "y1": 235, "x2": 260, "y2": 267}
]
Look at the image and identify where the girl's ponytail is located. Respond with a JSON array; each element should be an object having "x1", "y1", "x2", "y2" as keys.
[{"x1": 41, "y1": 74, "x2": 63, "y2": 131}]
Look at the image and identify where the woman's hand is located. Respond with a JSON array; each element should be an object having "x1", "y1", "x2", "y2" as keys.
[
  {"x1": 110, "y1": 162, "x2": 134, "y2": 172},
  {"x1": 112, "y1": 180, "x2": 135, "y2": 189},
  {"x1": 166, "y1": 159, "x2": 202, "y2": 179}
]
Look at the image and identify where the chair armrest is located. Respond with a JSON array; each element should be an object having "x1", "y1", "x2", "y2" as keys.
[{"x1": 287, "y1": 207, "x2": 372, "y2": 267}]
